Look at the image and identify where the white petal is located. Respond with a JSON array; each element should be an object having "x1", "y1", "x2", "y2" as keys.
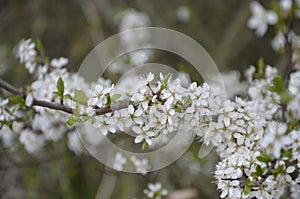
[
  {"x1": 135, "y1": 136, "x2": 143, "y2": 143},
  {"x1": 145, "y1": 137, "x2": 152, "y2": 145},
  {"x1": 25, "y1": 94, "x2": 33, "y2": 107},
  {"x1": 286, "y1": 166, "x2": 295, "y2": 173},
  {"x1": 267, "y1": 12, "x2": 278, "y2": 24},
  {"x1": 132, "y1": 126, "x2": 141, "y2": 134}
]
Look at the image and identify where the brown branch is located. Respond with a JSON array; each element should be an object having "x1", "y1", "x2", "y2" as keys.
[
  {"x1": 282, "y1": 2, "x2": 295, "y2": 121},
  {"x1": 0, "y1": 78, "x2": 131, "y2": 116},
  {"x1": 0, "y1": 78, "x2": 24, "y2": 96},
  {"x1": 32, "y1": 98, "x2": 74, "y2": 114}
]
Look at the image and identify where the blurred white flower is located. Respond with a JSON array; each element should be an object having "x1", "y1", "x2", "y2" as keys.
[
  {"x1": 177, "y1": 6, "x2": 190, "y2": 23},
  {"x1": 248, "y1": 1, "x2": 278, "y2": 37},
  {"x1": 67, "y1": 131, "x2": 83, "y2": 155},
  {"x1": 113, "y1": 152, "x2": 127, "y2": 171},
  {"x1": 130, "y1": 156, "x2": 150, "y2": 175},
  {"x1": 144, "y1": 182, "x2": 168, "y2": 199},
  {"x1": 50, "y1": 57, "x2": 69, "y2": 68},
  {"x1": 280, "y1": 0, "x2": 292, "y2": 12},
  {"x1": 16, "y1": 39, "x2": 37, "y2": 73},
  {"x1": 19, "y1": 129, "x2": 45, "y2": 154}
]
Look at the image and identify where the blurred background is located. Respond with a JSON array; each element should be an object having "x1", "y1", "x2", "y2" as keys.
[{"x1": 0, "y1": 0, "x2": 284, "y2": 198}]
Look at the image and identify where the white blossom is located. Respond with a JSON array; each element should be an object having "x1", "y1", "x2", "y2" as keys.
[
  {"x1": 67, "y1": 131, "x2": 83, "y2": 155},
  {"x1": 50, "y1": 57, "x2": 69, "y2": 68},
  {"x1": 144, "y1": 182, "x2": 168, "y2": 199},
  {"x1": 248, "y1": 1, "x2": 278, "y2": 37},
  {"x1": 19, "y1": 129, "x2": 45, "y2": 154},
  {"x1": 16, "y1": 39, "x2": 37, "y2": 73},
  {"x1": 131, "y1": 156, "x2": 150, "y2": 175},
  {"x1": 177, "y1": 6, "x2": 190, "y2": 23},
  {"x1": 113, "y1": 152, "x2": 127, "y2": 171}
]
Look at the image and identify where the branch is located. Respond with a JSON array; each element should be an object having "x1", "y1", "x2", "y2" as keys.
[
  {"x1": 282, "y1": 4, "x2": 294, "y2": 121},
  {"x1": 0, "y1": 78, "x2": 24, "y2": 96},
  {"x1": 0, "y1": 78, "x2": 131, "y2": 116},
  {"x1": 283, "y1": 2, "x2": 295, "y2": 88}
]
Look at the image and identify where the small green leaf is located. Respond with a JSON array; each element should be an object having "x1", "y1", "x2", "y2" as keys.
[
  {"x1": 273, "y1": 165, "x2": 285, "y2": 177},
  {"x1": 287, "y1": 119, "x2": 297, "y2": 133},
  {"x1": 267, "y1": 75, "x2": 292, "y2": 104},
  {"x1": 9, "y1": 95, "x2": 25, "y2": 104},
  {"x1": 175, "y1": 105, "x2": 183, "y2": 113},
  {"x1": 243, "y1": 185, "x2": 251, "y2": 195},
  {"x1": 74, "y1": 103, "x2": 80, "y2": 117},
  {"x1": 111, "y1": 94, "x2": 121, "y2": 103},
  {"x1": 183, "y1": 95, "x2": 191, "y2": 105},
  {"x1": 67, "y1": 116, "x2": 76, "y2": 127},
  {"x1": 281, "y1": 148, "x2": 293, "y2": 159},
  {"x1": 64, "y1": 94, "x2": 73, "y2": 101},
  {"x1": 255, "y1": 165, "x2": 263, "y2": 176},
  {"x1": 251, "y1": 171, "x2": 259, "y2": 177},
  {"x1": 142, "y1": 141, "x2": 148, "y2": 151},
  {"x1": 254, "y1": 57, "x2": 265, "y2": 79},
  {"x1": 1, "y1": 120, "x2": 13, "y2": 130},
  {"x1": 36, "y1": 39, "x2": 44, "y2": 53},
  {"x1": 105, "y1": 93, "x2": 111, "y2": 106},
  {"x1": 75, "y1": 89, "x2": 88, "y2": 106},
  {"x1": 56, "y1": 77, "x2": 65, "y2": 98},
  {"x1": 280, "y1": 90, "x2": 292, "y2": 104},
  {"x1": 267, "y1": 75, "x2": 285, "y2": 93},
  {"x1": 161, "y1": 73, "x2": 172, "y2": 89},
  {"x1": 257, "y1": 154, "x2": 273, "y2": 163}
]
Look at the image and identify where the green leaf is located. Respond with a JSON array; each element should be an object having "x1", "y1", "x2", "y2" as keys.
[
  {"x1": 142, "y1": 141, "x2": 148, "y2": 151},
  {"x1": 67, "y1": 116, "x2": 76, "y2": 127},
  {"x1": 267, "y1": 75, "x2": 292, "y2": 104},
  {"x1": 175, "y1": 105, "x2": 183, "y2": 113},
  {"x1": 75, "y1": 90, "x2": 88, "y2": 106},
  {"x1": 287, "y1": 119, "x2": 297, "y2": 133},
  {"x1": 280, "y1": 90, "x2": 293, "y2": 104},
  {"x1": 64, "y1": 94, "x2": 73, "y2": 101},
  {"x1": 111, "y1": 94, "x2": 121, "y2": 103},
  {"x1": 254, "y1": 57, "x2": 265, "y2": 79},
  {"x1": 9, "y1": 95, "x2": 25, "y2": 104},
  {"x1": 243, "y1": 185, "x2": 251, "y2": 195},
  {"x1": 257, "y1": 154, "x2": 273, "y2": 163},
  {"x1": 268, "y1": 75, "x2": 285, "y2": 92},
  {"x1": 1, "y1": 120, "x2": 13, "y2": 130},
  {"x1": 74, "y1": 103, "x2": 80, "y2": 117},
  {"x1": 251, "y1": 165, "x2": 266, "y2": 177},
  {"x1": 183, "y1": 95, "x2": 191, "y2": 105},
  {"x1": 251, "y1": 171, "x2": 259, "y2": 177},
  {"x1": 281, "y1": 148, "x2": 293, "y2": 159},
  {"x1": 244, "y1": 178, "x2": 255, "y2": 195},
  {"x1": 56, "y1": 77, "x2": 65, "y2": 98},
  {"x1": 273, "y1": 165, "x2": 285, "y2": 177},
  {"x1": 36, "y1": 39, "x2": 44, "y2": 53},
  {"x1": 105, "y1": 93, "x2": 111, "y2": 106},
  {"x1": 161, "y1": 73, "x2": 172, "y2": 89},
  {"x1": 256, "y1": 165, "x2": 262, "y2": 175}
]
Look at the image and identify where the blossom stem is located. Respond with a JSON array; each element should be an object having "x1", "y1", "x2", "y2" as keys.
[{"x1": 0, "y1": 77, "x2": 131, "y2": 116}]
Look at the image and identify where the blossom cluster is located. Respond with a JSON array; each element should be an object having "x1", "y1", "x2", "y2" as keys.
[
  {"x1": 143, "y1": 182, "x2": 168, "y2": 199},
  {"x1": 2, "y1": 1, "x2": 300, "y2": 198}
]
